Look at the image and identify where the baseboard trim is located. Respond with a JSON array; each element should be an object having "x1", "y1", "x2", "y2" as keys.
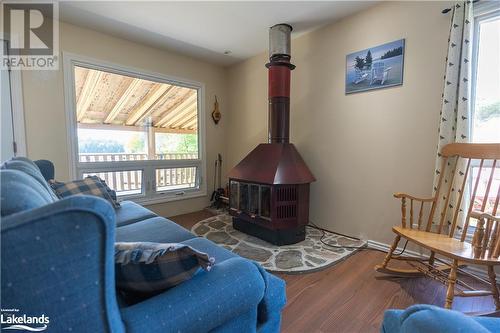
[
  {"x1": 367, "y1": 239, "x2": 500, "y2": 283},
  {"x1": 367, "y1": 239, "x2": 424, "y2": 258}
]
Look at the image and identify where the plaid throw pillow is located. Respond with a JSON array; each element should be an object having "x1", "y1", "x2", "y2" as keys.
[
  {"x1": 51, "y1": 176, "x2": 120, "y2": 208},
  {"x1": 115, "y1": 242, "x2": 215, "y2": 294}
]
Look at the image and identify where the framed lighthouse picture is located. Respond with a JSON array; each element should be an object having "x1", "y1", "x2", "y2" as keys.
[{"x1": 345, "y1": 39, "x2": 405, "y2": 94}]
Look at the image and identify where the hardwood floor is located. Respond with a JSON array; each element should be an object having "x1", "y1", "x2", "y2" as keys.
[
  {"x1": 169, "y1": 209, "x2": 214, "y2": 229},
  {"x1": 276, "y1": 250, "x2": 494, "y2": 333},
  {"x1": 169, "y1": 210, "x2": 496, "y2": 333}
]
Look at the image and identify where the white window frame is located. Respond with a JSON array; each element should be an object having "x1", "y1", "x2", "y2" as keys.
[
  {"x1": 469, "y1": 6, "x2": 500, "y2": 167},
  {"x1": 469, "y1": 2, "x2": 500, "y2": 142},
  {"x1": 465, "y1": 3, "x2": 500, "y2": 231},
  {"x1": 62, "y1": 52, "x2": 207, "y2": 205}
]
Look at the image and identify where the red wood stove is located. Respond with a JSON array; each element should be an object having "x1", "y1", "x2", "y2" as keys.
[{"x1": 228, "y1": 24, "x2": 315, "y2": 245}]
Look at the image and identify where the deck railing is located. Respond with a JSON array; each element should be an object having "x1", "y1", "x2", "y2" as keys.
[
  {"x1": 79, "y1": 152, "x2": 198, "y2": 162},
  {"x1": 79, "y1": 153, "x2": 198, "y2": 195}
]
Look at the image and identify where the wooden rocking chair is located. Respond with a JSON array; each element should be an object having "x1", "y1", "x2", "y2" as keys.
[{"x1": 375, "y1": 143, "x2": 500, "y2": 311}]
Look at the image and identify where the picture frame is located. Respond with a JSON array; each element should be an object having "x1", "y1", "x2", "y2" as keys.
[{"x1": 345, "y1": 39, "x2": 405, "y2": 94}]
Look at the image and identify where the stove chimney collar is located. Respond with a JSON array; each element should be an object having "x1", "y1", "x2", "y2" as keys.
[{"x1": 269, "y1": 24, "x2": 292, "y2": 61}]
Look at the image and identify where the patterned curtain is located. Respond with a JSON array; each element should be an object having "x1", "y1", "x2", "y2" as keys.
[{"x1": 431, "y1": 1, "x2": 473, "y2": 232}]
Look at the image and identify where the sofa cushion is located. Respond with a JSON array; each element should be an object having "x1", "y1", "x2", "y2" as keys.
[
  {"x1": 115, "y1": 242, "x2": 214, "y2": 295},
  {"x1": 0, "y1": 170, "x2": 56, "y2": 216},
  {"x1": 34, "y1": 159, "x2": 55, "y2": 181},
  {"x1": 52, "y1": 176, "x2": 120, "y2": 208},
  {"x1": 115, "y1": 201, "x2": 157, "y2": 227},
  {"x1": 116, "y1": 217, "x2": 195, "y2": 243},
  {"x1": 1, "y1": 159, "x2": 59, "y2": 201},
  {"x1": 119, "y1": 257, "x2": 266, "y2": 333},
  {"x1": 181, "y1": 237, "x2": 238, "y2": 263}
]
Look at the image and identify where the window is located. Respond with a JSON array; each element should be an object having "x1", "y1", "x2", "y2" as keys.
[
  {"x1": 471, "y1": 6, "x2": 500, "y2": 143},
  {"x1": 468, "y1": 4, "x2": 500, "y2": 228},
  {"x1": 64, "y1": 54, "x2": 205, "y2": 204}
]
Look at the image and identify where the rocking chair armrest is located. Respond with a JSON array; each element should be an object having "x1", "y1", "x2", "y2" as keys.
[
  {"x1": 470, "y1": 210, "x2": 500, "y2": 222},
  {"x1": 393, "y1": 193, "x2": 435, "y2": 202}
]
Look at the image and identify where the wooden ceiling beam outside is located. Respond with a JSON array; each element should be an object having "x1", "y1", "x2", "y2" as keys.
[
  {"x1": 159, "y1": 104, "x2": 196, "y2": 129},
  {"x1": 77, "y1": 70, "x2": 103, "y2": 121},
  {"x1": 154, "y1": 92, "x2": 196, "y2": 126},
  {"x1": 104, "y1": 78, "x2": 142, "y2": 124},
  {"x1": 125, "y1": 84, "x2": 171, "y2": 126},
  {"x1": 133, "y1": 85, "x2": 176, "y2": 126},
  {"x1": 74, "y1": 68, "x2": 198, "y2": 132},
  {"x1": 182, "y1": 117, "x2": 198, "y2": 131},
  {"x1": 155, "y1": 94, "x2": 197, "y2": 127},
  {"x1": 170, "y1": 110, "x2": 197, "y2": 128},
  {"x1": 78, "y1": 123, "x2": 196, "y2": 134},
  {"x1": 176, "y1": 114, "x2": 198, "y2": 129}
]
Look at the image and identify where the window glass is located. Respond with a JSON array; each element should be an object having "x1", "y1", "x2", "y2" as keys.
[
  {"x1": 155, "y1": 167, "x2": 197, "y2": 192},
  {"x1": 467, "y1": 11, "x2": 500, "y2": 229},
  {"x1": 230, "y1": 181, "x2": 239, "y2": 210},
  {"x1": 82, "y1": 170, "x2": 143, "y2": 196},
  {"x1": 78, "y1": 129, "x2": 147, "y2": 162},
  {"x1": 155, "y1": 133, "x2": 198, "y2": 160},
  {"x1": 249, "y1": 184, "x2": 260, "y2": 215},
  {"x1": 239, "y1": 183, "x2": 249, "y2": 213},
  {"x1": 471, "y1": 167, "x2": 499, "y2": 212},
  {"x1": 260, "y1": 186, "x2": 271, "y2": 218},
  {"x1": 70, "y1": 62, "x2": 203, "y2": 202},
  {"x1": 472, "y1": 16, "x2": 500, "y2": 143},
  {"x1": 74, "y1": 66, "x2": 198, "y2": 162}
]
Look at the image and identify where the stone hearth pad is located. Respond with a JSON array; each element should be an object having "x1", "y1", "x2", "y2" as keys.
[{"x1": 191, "y1": 214, "x2": 367, "y2": 273}]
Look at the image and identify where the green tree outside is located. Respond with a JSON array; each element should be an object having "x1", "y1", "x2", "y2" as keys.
[
  {"x1": 126, "y1": 133, "x2": 146, "y2": 153},
  {"x1": 156, "y1": 133, "x2": 198, "y2": 154},
  {"x1": 79, "y1": 139, "x2": 124, "y2": 153},
  {"x1": 476, "y1": 101, "x2": 500, "y2": 122}
]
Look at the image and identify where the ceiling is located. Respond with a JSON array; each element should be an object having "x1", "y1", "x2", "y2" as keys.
[
  {"x1": 60, "y1": 1, "x2": 377, "y2": 66},
  {"x1": 74, "y1": 66, "x2": 198, "y2": 133}
]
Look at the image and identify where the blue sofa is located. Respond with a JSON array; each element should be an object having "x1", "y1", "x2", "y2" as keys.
[
  {"x1": 0, "y1": 157, "x2": 286, "y2": 333},
  {"x1": 382, "y1": 305, "x2": 500, "y2": 333}
]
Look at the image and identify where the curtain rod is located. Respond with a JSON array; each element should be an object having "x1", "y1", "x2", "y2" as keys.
[{"x1": 442, "y1": 0, "x2": 479, "y2": 14}]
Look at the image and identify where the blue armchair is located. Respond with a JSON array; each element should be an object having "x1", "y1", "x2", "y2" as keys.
[{"x1": 1, "y1": 159, "x2": 286, "y2": 332}]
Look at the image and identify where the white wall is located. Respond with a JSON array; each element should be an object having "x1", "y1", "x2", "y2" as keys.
[
  {"x1": 19, "y1": 2, "x2": 454, "y2": 235},
  {"x1": 21, "y1": 22, "x2": 228, "y2": 217},
  {"x1": 226, "y1": 1, "x2": 452, "y2": 244}
]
